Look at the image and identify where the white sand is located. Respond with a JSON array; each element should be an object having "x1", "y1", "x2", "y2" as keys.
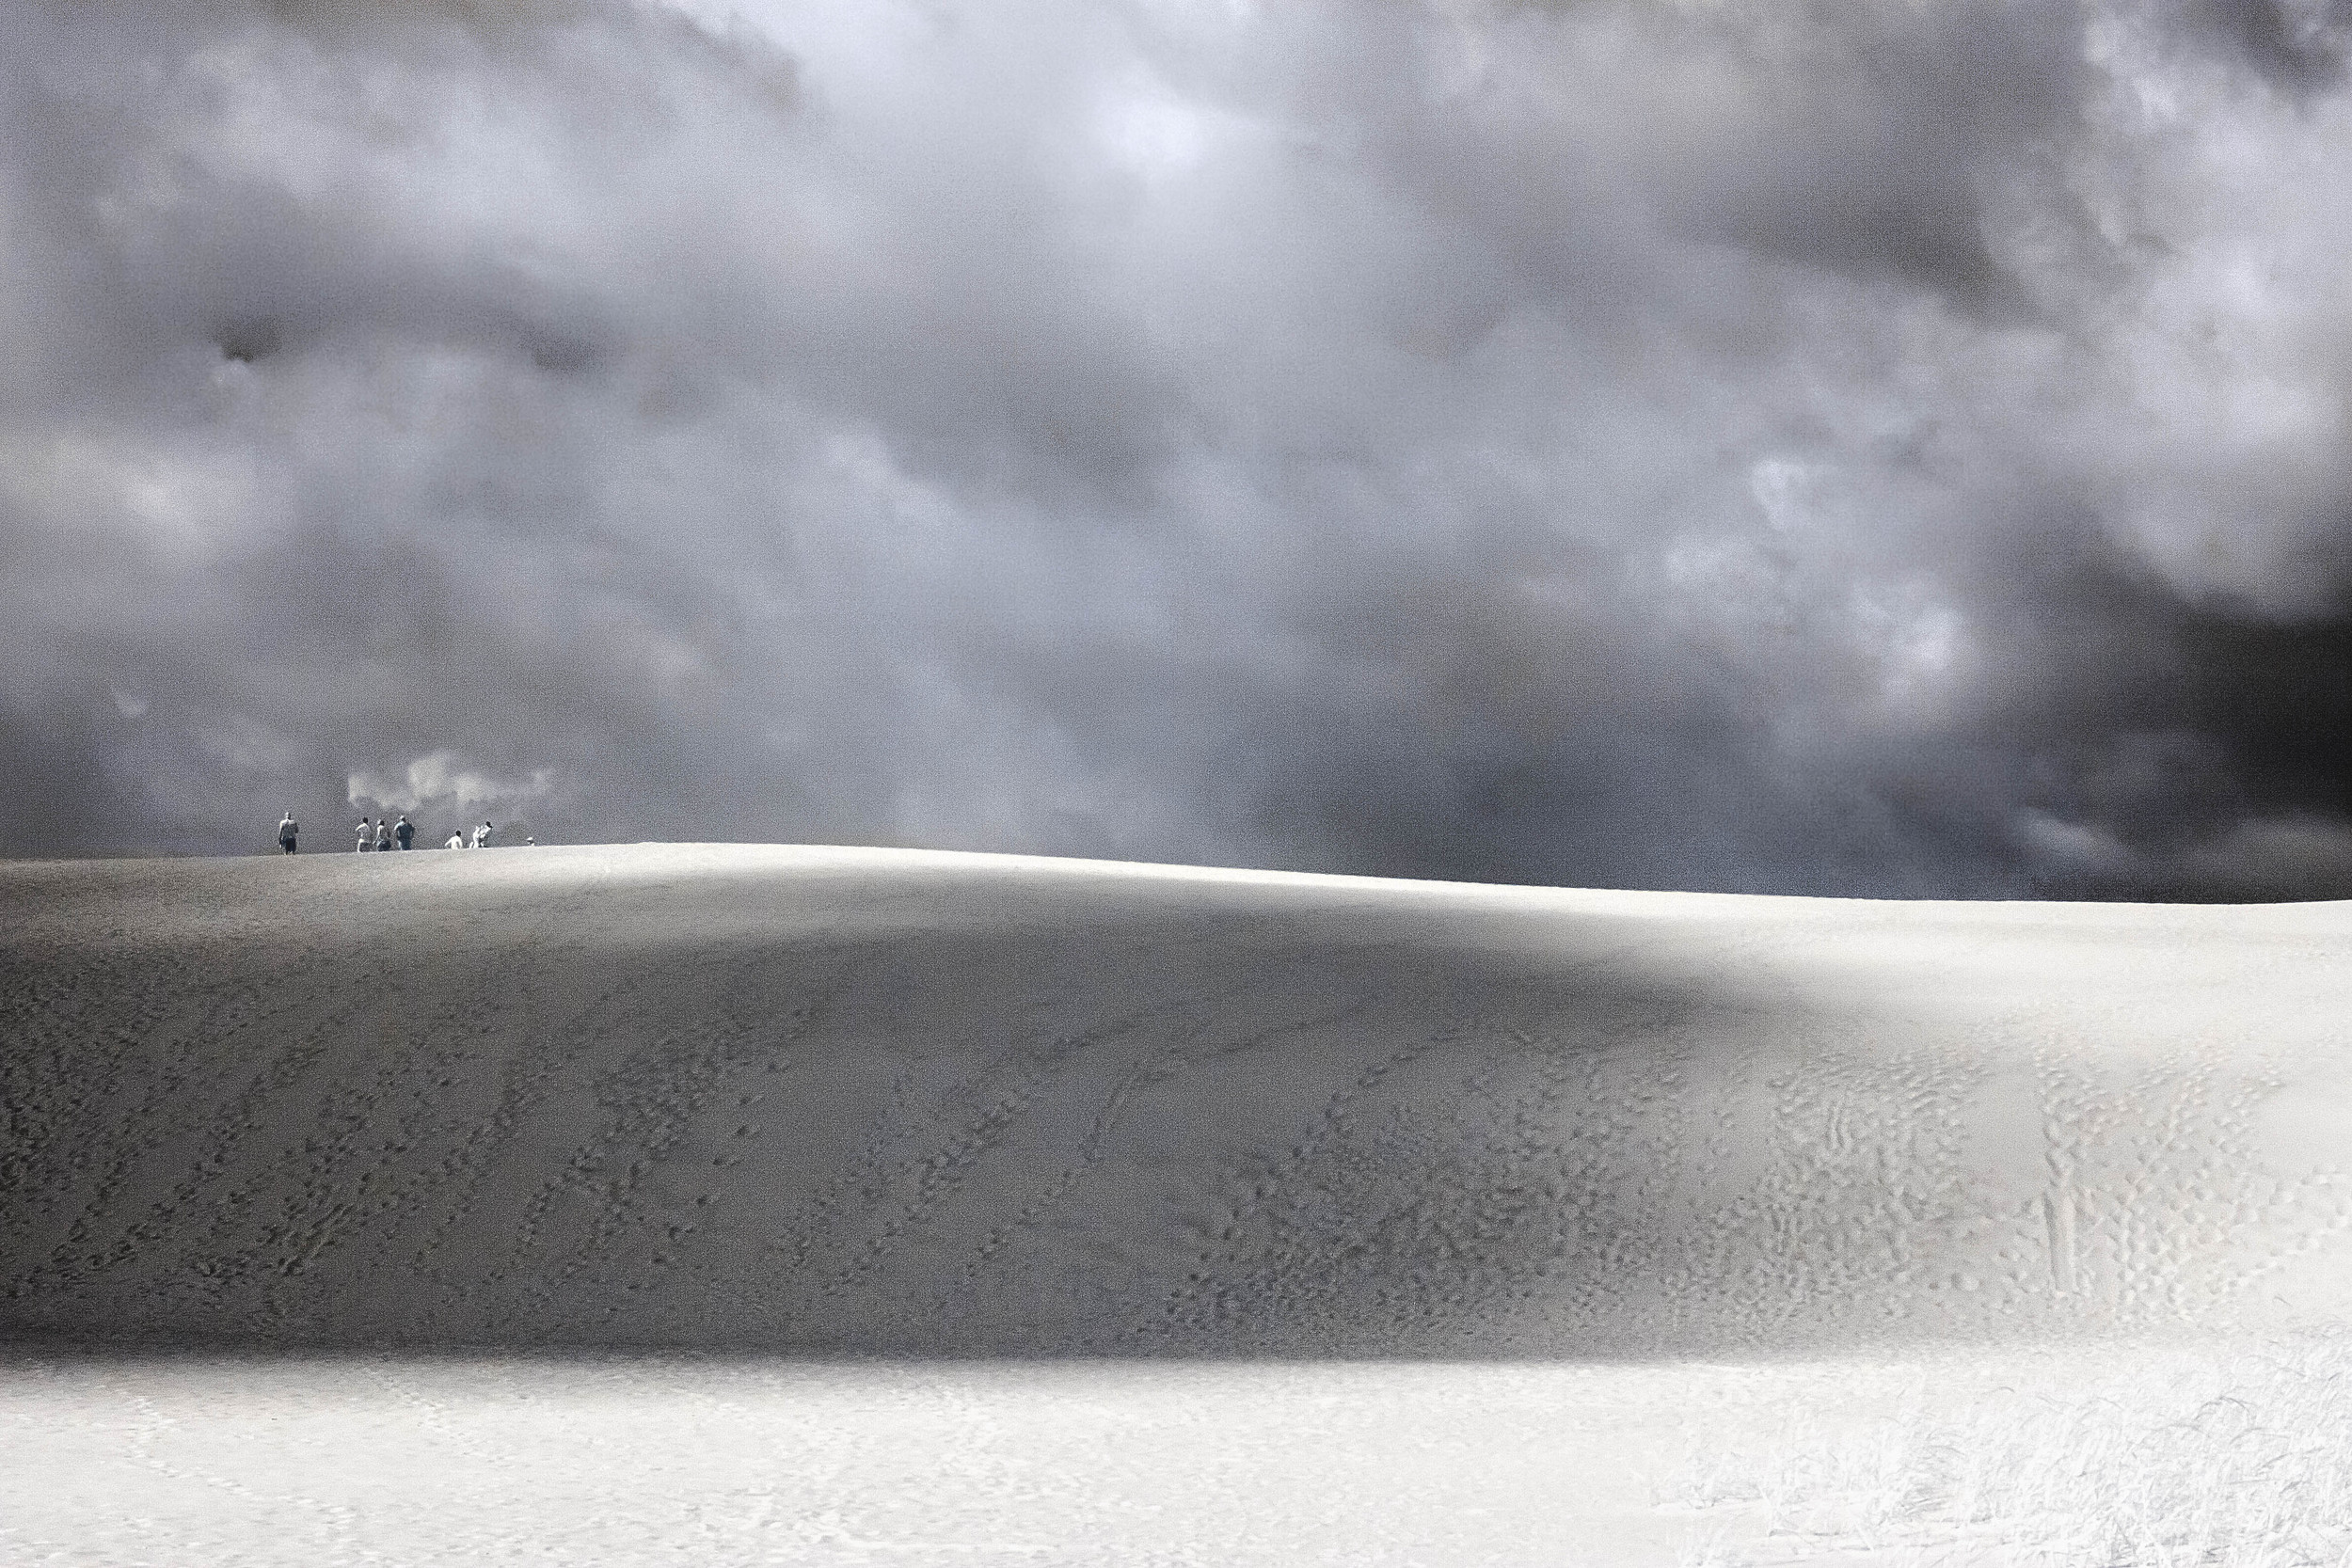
[
  {"x1": 6, "y1": 844, "x2": 2352, "y2": 1561},
  {"x1": 6, "y1": 1342, "x2": 2350, "y2": 1565}
]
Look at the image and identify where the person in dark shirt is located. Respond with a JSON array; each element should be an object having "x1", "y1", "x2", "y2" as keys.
[
  {"x1": 278, "y1": 813, "x2": 298, "y2": 854},
  {"x1": 393, "y1": 815, "x2": 414, "y2": 850}
]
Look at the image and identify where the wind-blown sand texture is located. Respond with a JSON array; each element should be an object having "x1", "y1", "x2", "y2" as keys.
[
  {"x1": 7, "y1": 843, "x2": 2350, "y2": 1354},
  {"x1": 10, "y1": 846, "x2": 2352, "y2": 1565}
]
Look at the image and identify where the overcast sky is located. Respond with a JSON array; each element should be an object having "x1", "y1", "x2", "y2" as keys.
[{"x1": 6, "y1": 0, "x2": 2352, "y2": 895}]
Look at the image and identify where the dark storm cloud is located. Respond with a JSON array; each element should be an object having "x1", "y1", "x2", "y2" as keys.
[
  {"x1": 6, "y1": 0, "x2": 2352, "y2": 896},
  {"x1": 2186, "y1": 0, "x2": 2352, "y2": 95}
]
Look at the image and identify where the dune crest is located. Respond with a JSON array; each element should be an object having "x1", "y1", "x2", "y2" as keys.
[{"x1": 5, "y1": 844, "x2": 2349, "y2": 1354}]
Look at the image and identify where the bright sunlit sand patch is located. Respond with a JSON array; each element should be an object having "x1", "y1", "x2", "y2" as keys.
[{"x1": 4, "y1": 1338, "x2": 2348, "y2": 1566}]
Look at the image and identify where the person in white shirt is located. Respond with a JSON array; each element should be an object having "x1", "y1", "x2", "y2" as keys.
[
  {"x1": 357, "y1": 817, "x2": 373, "y2": 853},
  {"x1": 446, "y1": 830, "x2": 467, "y2": 849},
  {"x1": 471, "y1": 821, "x2": 493, "y2": 849}
]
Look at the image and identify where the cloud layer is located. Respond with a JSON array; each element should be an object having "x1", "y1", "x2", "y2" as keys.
[{"x1": 6, "y1": 0, "x2": 2352, "y2": 895}]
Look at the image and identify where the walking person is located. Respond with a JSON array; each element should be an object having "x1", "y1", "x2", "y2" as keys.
[
  {"x1": 357, "y1": 817, "x2": 373, "y2": 853},
  {"x1": 278, "y1": 812, "x2": 298, "y2": 854},
  {"x1": 393, "y1": 815, "x2": 414, "y2": 851}
]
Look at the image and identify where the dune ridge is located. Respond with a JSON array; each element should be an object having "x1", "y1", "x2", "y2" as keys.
[{"x1": 5, "y1": 844, "x2": 2349, "y2": 1355}]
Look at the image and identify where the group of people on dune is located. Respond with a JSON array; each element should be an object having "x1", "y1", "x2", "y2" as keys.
[{"x1": 272, "y1": 813, "x2": 501, "y2": 853}]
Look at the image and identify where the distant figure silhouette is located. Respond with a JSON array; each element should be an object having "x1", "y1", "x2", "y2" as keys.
[
  {"x1": 375, "y1": 818, "x2": 392, "y2": 852},
  {"x1": 356, "y1": 817, "x2": 373, "y2": 853},
  {"x1": 393, "y1": 815, "x2": 414, "y2": 851},
  {"x1": 472, "y1": 821, "x2": 493, "y2": 849},
  {"x1": 278, "y1": 813, "x2": 297, "y2": 854},
  {"x1": 446, "y1": 830, "x2": 466, "y2": 849}
]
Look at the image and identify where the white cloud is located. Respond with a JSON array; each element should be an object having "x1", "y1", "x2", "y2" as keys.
[{"x1": 348, "y1": 752, "x2": 556, "y2": 816}]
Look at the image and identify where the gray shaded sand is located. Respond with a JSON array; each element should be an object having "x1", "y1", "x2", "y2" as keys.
[{"x1": 7, "y1": 844, "x2": 2350, "y2": 1355}]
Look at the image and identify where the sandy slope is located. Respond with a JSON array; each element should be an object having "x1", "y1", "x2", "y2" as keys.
[{"x1": 5, "y1": 844, "x2": 2351, "y2": 1355}]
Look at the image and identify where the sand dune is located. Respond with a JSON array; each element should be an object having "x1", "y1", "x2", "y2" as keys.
[{"x1": 6, "y1": 844, "x2": 2350, "y2": 1355}]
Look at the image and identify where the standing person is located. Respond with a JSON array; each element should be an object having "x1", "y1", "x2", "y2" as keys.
[
  {"x1": 375, "y1": 817, "x2": 392, "y2": 852},
  {"x1": 472, "y1": 820, "x2": 493, "y2": 849},
  {"x1": 446, "y1": 828, "x2": 466, "y2": 849},
  {"x1": 393, "y1": 815, "x2": 414, "y2": 850},
  {"x1": 278, "y1": 812, "x2": 298, "y2": 854},
  {"x1": 357, "y1": 817, "x2": 373, "y2": 853}
]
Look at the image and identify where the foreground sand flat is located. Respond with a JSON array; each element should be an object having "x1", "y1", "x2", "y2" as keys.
[
  {"x1": 5, "y1": 843, "x2": 2352, "y2": 1355},
  {"x1": 7, "y1": 1340, "x2": 2349, "y2": 1566}
]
